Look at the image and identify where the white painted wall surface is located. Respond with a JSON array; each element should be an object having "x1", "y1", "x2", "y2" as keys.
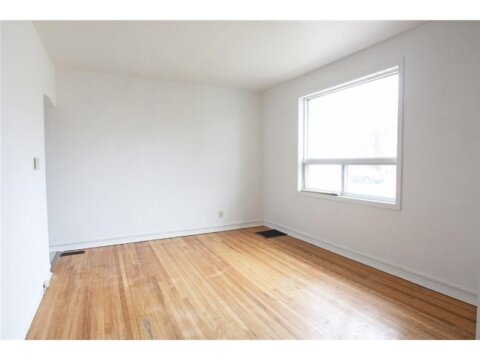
[
  {"x1": 1, "y1": 21, "x2": 56, "y2": 339},
  {"x1": 263, "y1": 22, "x2": 480, "y2": 303},
  {"x1": 46, "y1": 69, "x2": 262, "y2": 250}
]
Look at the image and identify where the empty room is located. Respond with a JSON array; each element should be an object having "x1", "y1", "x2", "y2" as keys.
[{"x1": 1, "y1": 4, "x2": 480, "y2": 354}]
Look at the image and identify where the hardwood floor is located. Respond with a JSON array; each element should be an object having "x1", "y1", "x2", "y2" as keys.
[{"x1": 27, "y1": 226, "x2": 477, "y2": 339}]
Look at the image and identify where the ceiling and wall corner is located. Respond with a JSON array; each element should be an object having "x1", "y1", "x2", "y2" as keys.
[
  {"x1": 33, "y1": 21, "x2": 425, "y2": 92},
  {"x1": 262, "y1": 21, "x2": 480, "y2": 304},
  {"x1": 3, "y1": 20, "x2": 480, "y2": 338},
  {"x1": 45, "y1": 68, "x2": 263, "y2": 251},
  {"x1": 36, "y1": 21, "x2": 480, "y2": 305}
]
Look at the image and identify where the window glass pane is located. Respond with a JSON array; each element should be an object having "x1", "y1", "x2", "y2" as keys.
[
  {"x1": 304, "y1": 164, "x2": 342, "y2": 194},
  {"x1": 306, "y1": 74, "x2": 399, "y2": 159},
  {"x1": 344, "y1": 165, "x2": 396, "y2": 201}
]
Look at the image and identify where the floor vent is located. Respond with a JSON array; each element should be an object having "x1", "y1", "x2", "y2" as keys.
[
  {"x1": 256, "y1": 229, "x2": 287, "y2": 238},
  {"x1": 60, "y1": 250, "x2": 85, "y2": 257}
]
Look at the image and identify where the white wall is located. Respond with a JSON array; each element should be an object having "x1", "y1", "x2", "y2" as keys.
[
  {"x1": 1, "y1": 21, "x2": 56, "y2": 339},
  {"x1": 263, "y1": 21, "x2": 480, "y2": 304},
  {"x1": 46, "y1": 69, "x2": 262, "y2": 250}
]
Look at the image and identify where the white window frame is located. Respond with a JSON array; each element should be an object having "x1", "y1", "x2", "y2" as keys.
[{"x1": 297, "y1": 64, "x2": 404, "y2": 210}]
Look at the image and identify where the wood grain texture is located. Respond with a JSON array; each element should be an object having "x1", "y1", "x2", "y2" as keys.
[{"x1": 27, "y1": 226, "x2": 477, "y2": 339}]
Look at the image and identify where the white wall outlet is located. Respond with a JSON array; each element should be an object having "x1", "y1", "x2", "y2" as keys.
[{"x1": 218, "y1": 211, "x2": 223, "y2": 218}]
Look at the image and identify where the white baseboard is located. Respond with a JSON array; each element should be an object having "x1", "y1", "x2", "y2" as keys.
[
  {"x1": 264, "y1": 220, "x2": 477, "y2": 306},
  {"x1": 49, "y1": 220, "x2": 263, "y2": 252},
  {"x1": 48, "y1": 218, "x2": 476, "y2": 306}
]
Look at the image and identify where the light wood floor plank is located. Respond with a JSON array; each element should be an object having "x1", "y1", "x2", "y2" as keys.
[{"x1": 27, "y1": 226, "x2": 477, "y2": 339}]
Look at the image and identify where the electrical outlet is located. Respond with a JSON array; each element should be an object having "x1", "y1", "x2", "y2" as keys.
[{"x1": 218, "y1": 211, "x2": 223, "y2": 218}]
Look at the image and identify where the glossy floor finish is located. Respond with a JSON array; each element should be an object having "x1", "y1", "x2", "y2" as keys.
[{"x1": 28, "y1": 227, "x2": 477, "y2": 339}]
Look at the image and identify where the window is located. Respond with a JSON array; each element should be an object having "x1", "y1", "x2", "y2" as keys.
[{"x1": 299, "y1": 66, "x2": 402, "y2": 207}]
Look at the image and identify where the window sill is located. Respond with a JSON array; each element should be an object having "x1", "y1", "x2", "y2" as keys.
[{"x1": 297, "y1": 190, "x2": 401, "y2": 211}]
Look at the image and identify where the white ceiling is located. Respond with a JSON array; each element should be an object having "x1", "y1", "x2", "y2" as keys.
[{"x1": 34, "y1": 21, "x2": 424, "y2": 91}]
